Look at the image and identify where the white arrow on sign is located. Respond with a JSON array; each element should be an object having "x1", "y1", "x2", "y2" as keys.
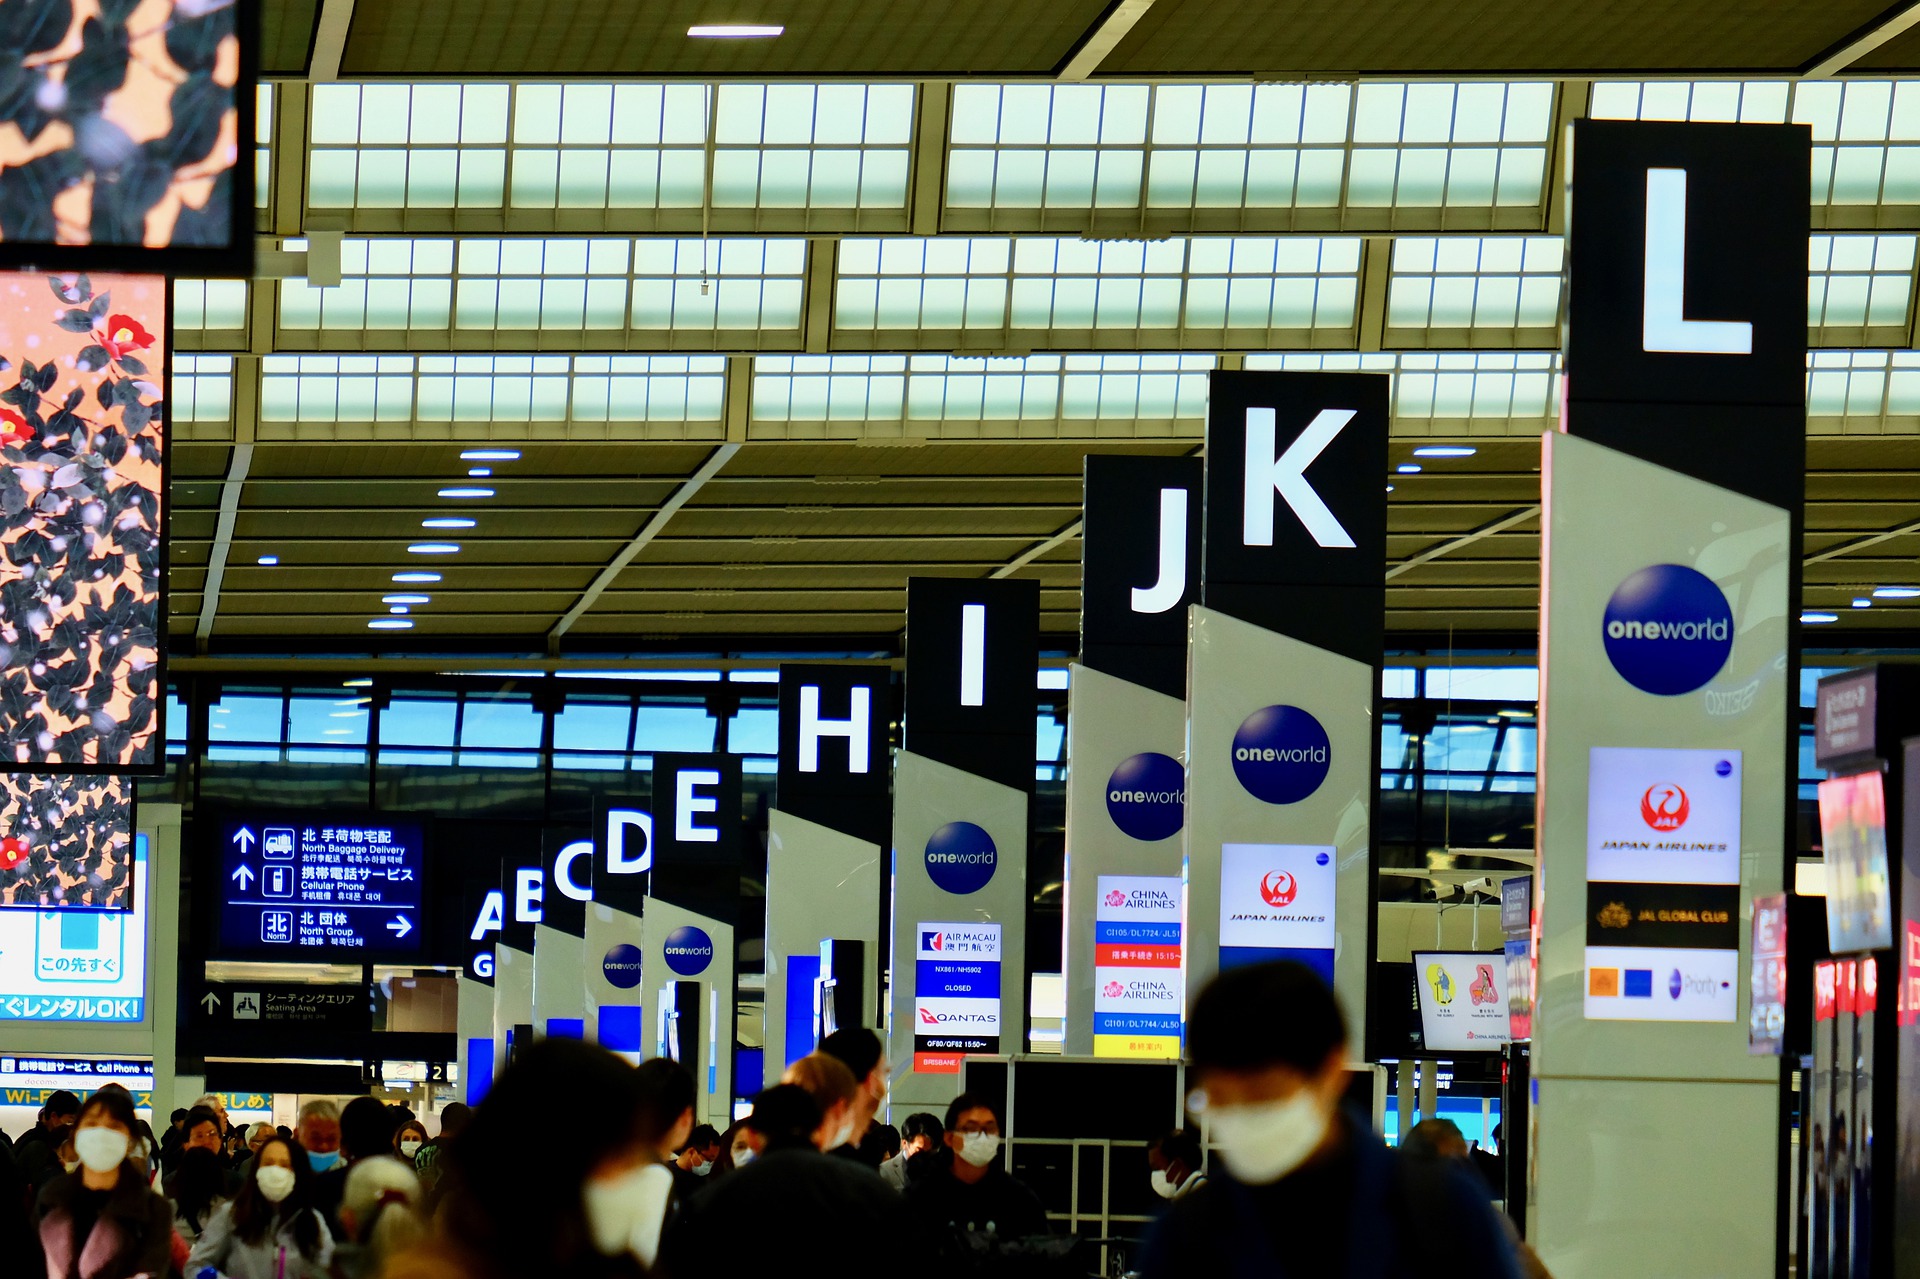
[
  {"x1": 230, "y1": 864, "x2": 255, "y2": 891},
  {"x1": 200, "y1": 992, "x2": 220, "y2": 1012},
  {"x1": 386, "y1": 915, "x2": 413, "y2": 938},
  {"x1": 1242, "y1": 406, "x2": 1358, "y2": 550},
  {"x1": 232, "y1": 828, "x2": 256, "y2": 855}
]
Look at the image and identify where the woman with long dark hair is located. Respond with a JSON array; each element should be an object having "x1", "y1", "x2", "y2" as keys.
[
  {"x1": 36, "y1": 1088, "x2": 173, "y2": 1279},
  {"x1": 168, "y1": 1146, "x2": 231, "y2": 1244},
  {"x1": 386, "y1": 1038, "x2": 662, "y2": 1279},
  {"x1": 185, "y1": 1134, "x2": 333, "y2": 1279}
]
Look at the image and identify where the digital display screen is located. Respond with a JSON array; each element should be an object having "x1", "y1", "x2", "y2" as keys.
[
  {"x1": 1413, "y1": 951, "x2": 1512, "y2": 1053},
  {"x1": 0, "y1": 773, "x2": 133, "y2": 909},
  {"x1": 0, "y1": 0, "x2": 251, "y2": 270},
  {"x1": 0, "y1": 272, "x2": 165, "y2": 772},
  {"x1": 1819, "y1": 770, "x2": 1893, "y2": 955},
  {"x1": 214, "y1": 815, "x2": 426, "y2": 959},
  {"x1": 0, "y1": 831, "x2": 144, "y2": 1020},
  {"x1": 911, "y1": 921, "x2": 1001, "y2": 1075}
]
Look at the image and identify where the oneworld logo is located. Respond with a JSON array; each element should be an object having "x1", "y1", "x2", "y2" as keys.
[
  {"x1": 1105, "y1": 752, "x2": 1185, "y2": 841},
  {"x1": 924, "y1": 822, "x2": 997, "y2": 895},
  {"x1": 1601, "y1": 564, "x2": 1733, "y2": 696},
  {"x1": 662, "y1": 925, "x2": 714, "y2": 977},
  {"x1": 602, "y1": 942, "x2": 645, "y2": 990},
  {"x1": 1231, "y1": 705, "x2": 1331, "y2": 804},
  {"x1": 1640, "y1": 783, "x2": 1689, "y2": 832}
]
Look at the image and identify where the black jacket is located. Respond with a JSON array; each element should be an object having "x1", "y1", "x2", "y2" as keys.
[
  {"x1": 36, "y1": 1166, "x2": 173, "y2": 1279},
  {"x1": 656, "y1": 1142, "x2": 914, "y2": 1277},
  {"x1": 905, "y1": 1152, "x2": 1050, "y2": 1240}
]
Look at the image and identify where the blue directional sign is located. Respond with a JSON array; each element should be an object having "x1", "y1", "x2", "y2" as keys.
[{"x1": 216, "y1": 817, "x2": 426, "y2": 958}]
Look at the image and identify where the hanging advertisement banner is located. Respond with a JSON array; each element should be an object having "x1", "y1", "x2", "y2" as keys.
[{"x1": 1414, "y1": 951, "x2": 1513, "y2": 1053}]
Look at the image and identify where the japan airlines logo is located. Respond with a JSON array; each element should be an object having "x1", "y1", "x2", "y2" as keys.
[
  {"x1": 1640, "y1": 783, "x2": 1690, "y2": 831},
  {"x1": 1259, "y1": 870, "x2": 1299, "y2": 908},
  {"x1": 1103, "y1": 981, "x2": 1124, "y2": 999},
  {"x1": 1104, "y1": 889, "x2": 1127, "y2": 908}
]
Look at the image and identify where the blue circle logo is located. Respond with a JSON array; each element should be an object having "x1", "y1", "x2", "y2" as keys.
[
  {"x1": 603, "y1": 942, "x2": 644, "y2": 989},
  {"x1": 1230, "y1": 705, "x2": 1331, "y2": 804},
  {"x1": 1714, "y1": 759, "x2": 1732, "y2": 778},
  {"x1": 1601, "y1": 565, "x2": 1733, "y2": 696},
  {"x1": 662, "y1": 926, "x2": 714, "y2": 977},
  {"x1": 1105, "y1": 753, "x2": 1185, "y2": 842},
  {"x1": 924, "y1": 821, "x2": 997, "y2": 895}
]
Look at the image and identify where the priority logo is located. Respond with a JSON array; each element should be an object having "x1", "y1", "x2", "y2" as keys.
[
  {"x1": 1640, "y1": 783, "x2": 1689, "y2": 831},
  {"x1": 1259, "y1": 870, "x2": 1299, "y2": 908},
  {"x1": 1602, "y1": 564, "x2": 1734, "y2": 696}
]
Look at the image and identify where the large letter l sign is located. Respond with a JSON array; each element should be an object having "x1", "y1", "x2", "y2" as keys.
[{"x1": 1642, "y1": 167, "x2": 1753, "y2": 356}]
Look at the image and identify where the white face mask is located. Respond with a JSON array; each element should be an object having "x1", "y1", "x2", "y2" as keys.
[
  {"x1": 255, "y1": 1165, "x2": 296, "y2": 1204},
  {"x1": 956, "y1": 1133, "x2": 1001, "y2": 1168},
  {"x1": 730, "y1": 1147, "x2": 755, "y2": 1169},
  {"x1": 74, "y1": 1127, "x2": 129, "y2": 1174},
  {"x1": 63, "y1": 1158, "x2": 80, "y2": 1174},
  {"x1": 1149, "y1": 1168, "x2": 1179, "y2": 1199},
  {"x1": 581, "y1": 1166, "x2": 652, "y2": 1257},
  {"x1": 827, "y1": 1116, "x2": 854, "y2": 1150},
  {"x1": 1208, "y1": 1091, "x2": 1330, "y2": 1186},
  {"x1": 399, "y1": 1140, "x2": 422, "y2": 1158},
  {"x1": 689, "y1": 1158, "x2": 711, "y2": 1177}
]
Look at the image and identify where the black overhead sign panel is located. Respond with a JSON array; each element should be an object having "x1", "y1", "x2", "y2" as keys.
[
  {"x1": 1080, "y1": 454, "x2": 1203, "y2": 700},
  {"x1": 903, "y1": 577, "x2": 1040, "y2": 794},
  {"x1": 1563, "y1": 119, "x2": 1810, "y2": 510},
  {"x1": 777, "y1": 663, "x2": 892, "y2": 847},
  {"x1": 651, "y1": 753, "x2": 743, "y2": 923},
  {"x1": 1201, "y1": 370, "x2": 1389, "y2": 668}
]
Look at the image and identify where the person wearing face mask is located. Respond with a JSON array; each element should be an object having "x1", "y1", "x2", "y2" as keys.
[
  {"x1": 672, "y1": 1125, "x2": 721, "y2": 1184},
  {"x1": 709, "y1": 1121, "x2": 758, "y2": 1178},
  {"x1": 818, "y1": 1027, "x2": 892, "y2": 1166},
  {"x1": 392, "y1": 1120, "x2": 430, "y2": 1169},
  {"x1": 313, "y1": 1097, "x2": 398, "y2": 1239},
  {"x1": 904, "y1": 1094, "x2": 1050, "y2": 1244},
  {"x1": 1146, "y1": 1129, "x2": 1208, "y2": 1203},
  {"x1": 185, "y1": 1135, "x2": 333, "y2": 1279},
  {"x1": 294, "y1": 1100, "x2": 343, "y2": 1177},
  {"x1": 1137, "y1": 961, "x2": 1523, "y2": 1279},
  {"x1": 879, "y1": 1112, "x2": 944, "y2": 1190},
  {"x1": 656, "y1": 1084, "x2": 913, "y2": 1278},
  {"x1": 18, "y1": 1090, "x2": 82, "y2": 1194},
  {"x1": 382, "y1": 1039, "x2": 655, "y2": 1279},
  {"x1": 35, "y1": 1089, "x2": 173, "y2": 1279},
  {"x1": 630, "y1": 1056, "x2": 699, "y2": 1263},
  {"x1": 167, "y1": 1146, "x2": 232, "y2": 1245},
  {"x1": 780, "y1": 1053, "x2": 863, "y2": 1155}
]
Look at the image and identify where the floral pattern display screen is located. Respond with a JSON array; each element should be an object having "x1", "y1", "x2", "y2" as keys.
[
  {"x1": 0, "y1": 271, "x2": 164, "y2": 771},
  {"x1": 0, "y1": 0, "x2": 251, "y2": 271},
  {"x1": 0, "y1": 771, "x2": 131, "y2": 908}
]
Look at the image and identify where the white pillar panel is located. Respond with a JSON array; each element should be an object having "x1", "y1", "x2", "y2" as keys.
[
  {"x1": 490, "y1": 942, "x2": 533, "y2": 1080},
  {"x1": 637, "y1": 898, "x2": 734, "y2": 1125},
  {"x1": 764, "y1": 810, "x2": 882, "y2": 1086}
]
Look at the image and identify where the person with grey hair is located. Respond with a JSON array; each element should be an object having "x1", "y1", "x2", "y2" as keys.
[
  {"x1": 296, "y1": 1100, "x2": 344, "y2": 1174},
  {"x1": 235, "y1": 1121, "x2": 278, "y2": 1183},
  {"x1": 334, "y1": 1155, "x2": 427, "y2": 1279}
]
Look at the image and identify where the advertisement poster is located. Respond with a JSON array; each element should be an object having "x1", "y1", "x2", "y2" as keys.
[
  {"x1": 1092, "y1": 874, "x2": 1183, "y2": 1058},
  {"x1": 1504, "y1": 936, "x2": 1533, "y2": 1041},
  {"x1": 1818, "y1": 771, "x2": 1893, "y2": 955},
  {"x1": 1217, "y1": 843, "x2": 1336, "y2": 983},
  {"x1": 1584, "y1": 747, "x2": 1742, "y2": 1022},
  {"x1": 0, "y1": 835, "x2": 147, "y2": 1022},
  {"x1": 1413, "y1": 951, "x2": 1512, "y2": 1052},
  {"x1": 912, "y1": 922, "x2": 1001, "y2": 1074},
  {"x1": 1750, "y1": 892, "x2": 1788, "y2": 1055}
]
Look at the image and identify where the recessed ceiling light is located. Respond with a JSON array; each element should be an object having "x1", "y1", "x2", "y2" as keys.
[
  {"x1": 329, "y1": 710, "x2": 364, "y2": 718},
  {"x1": 467, "y1": 468, "x2": 492, "y2": 477},
  {"x1": 342, "y1": 678, "x2": 373, "y2": 687},
  {"x1": 389, "y1": 606, "x2": 410, "y2": 615},
  {"x1": 1412, "y1": 445, "x2": 1477, "y2": 458},
  {"x1": 1496, "y1": 708, "x2": 1530, "y2": 717},
  {"x1": 1871, "y1": 586, "x2": 1920, "y2": 599},
  {"x1": 1396, "y1": 464, "x2": 1422, "y2": 474},
  {"x1": 1852, "y1": 598, "x2": 1873, "y2": 608},
  {"x1": 256, "y1": 555, "x2": 279, "y2": 566},
  {"x1": 460, "y1": 449, "x2": 521, "y2": 461},
  {"x1": 393, "y1": 572, "x2": 441, "y2": 583},
  {"x1": 408, "y1": 543, "x2": 461, "y2": 554},
  {"x1": 1801, "y1": 612, "x2": 1840, "y2": 624},
  {"x1": 368, "y1": 618, "x2": 414, "y2": 630},
  {"x1": 687, "y1": 23, "x2": 783, "y2": 37},
  {"x1": 1385, "y1": 484, "x2": 1395, "y2": 492},
  {"x1": 383, "y1": 594, "x2": 430, "y2": 605},
  {"x1": 438, "y1": 487, "x2": 494, "y2": 499},
  {"x1": 423, "y1": 517, "x2": 475, "y2": 529}
]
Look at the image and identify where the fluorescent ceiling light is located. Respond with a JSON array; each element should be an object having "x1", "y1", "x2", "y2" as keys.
[
  {"x1": 438, "y1": 487, "x2": 494, "y2": 499},
  {"x1": 343, "y1": 678, "x2": 373, "y2": 687},
  {"x1": 687, "y1": 23, "x2": 783, "y2": 37},
  {"x1": 460, "y1": 449, "x2": 521, "y2": 461},
  {"x1": 1396, "y1": 464, "x2": 1422, "y2": 474},
  {"x1": 368, "y1": 619, "x2": 414, "y2": 630},
  {"x1": 256, "y1": 555, "x2": 279, "y2": 565},
  {"x1": 383, "y1": 594, "x2": 430, "y2": 605},
  {"x1": 1412, "y1": 445, "x2": 1477, "y2": 458},
  {"x1": 1852, "y1": 598, "x2": 1872, "y2": 608},
  {"x1": 408, "y1": 543, "x2": 461, "y2": 554},
  {"x1": 467, "y1": 468, "x2": 492, "y2": 477},
  {"x1": 1871, "y1": 586, "x2": 1920, "y2": 599},
  {"x1": 423, "y1": 518, "x2": 475, "y2": 529},
  {"x1": 1801, "y1": 612, "x2": 1840, "y2": 624},
  {"x1": 393, "y1": 572, "x2": 441, "y2": 583}
]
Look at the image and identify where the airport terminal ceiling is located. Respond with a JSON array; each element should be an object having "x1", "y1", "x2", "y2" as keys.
[{"x1": 172, "y1": 4, "x2": 1920, "y2": 652}]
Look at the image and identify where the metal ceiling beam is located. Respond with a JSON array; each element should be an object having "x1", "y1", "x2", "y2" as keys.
[
  {"x1": 1805, "y1": 515, "x2": 1920, "y2": 565},
  {"x1": 194, "y1": 359, "x2": 260, "y2": 650},
  {"x1": 309, "y1": 0, "x2": 357, "y2": 82},
  {"x1": 545, "y1": 444, "x2": 740, "y2": 654},
  {"x1": 1805, "y1": 2, "x2": 1920, "y2": 77},
  {"x1": 1385, "y1": 505, "x2": 1542, "y2": 581},
  {"x1": 991, "y1": 518, "x2": 1084, "y2": 579},
  {"x1": 1059, "y1": 0, "x2": 1158, "y2": 81}
]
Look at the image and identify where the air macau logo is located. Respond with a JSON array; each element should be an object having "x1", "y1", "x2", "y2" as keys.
[
  {"x1": 1640, "y1": 782, "x2": 1689, "y2": 831},
  {"x1": 1105, "y1": 752, "x2": 1185, "y2": 841},
  {"x1": 662, "y1": 925, "x2": 714, "y2": 977},
  {"x1": 1259, "y1": 870, "x2": 1299, "y2": 908},
  {"x1": 1231, "y1": 705, "x2": 1330, "y2": 804},
  {"x1": 1601, "y1": 564, "x2": 1733, "y2": 696},
  {"x1": 925, "y1": 821, "x2": 997, "y2": 894}
]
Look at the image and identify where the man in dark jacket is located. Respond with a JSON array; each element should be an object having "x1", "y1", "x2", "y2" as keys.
[
  {"x1": 14, "y1": 1091, "x2": 80, "y2": 1193},
  {"x1": 904, "y1": 1093, "x2": 1049, "y2": 1240},
  {"x1": 1138, "y1": 962, "x2": 1523, "y2": 1279},
  {"x1": 657, "y1": 1084, "x2": 913, "y2": 1275}
]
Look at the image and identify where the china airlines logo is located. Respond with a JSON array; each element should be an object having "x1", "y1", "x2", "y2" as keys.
[
  {"x1": 1105, "y1": 889, "x2": 1127, "y2": 908},
  {"x1": 1260, "y1": 870, "x2": 1299, "y2": 908},
  {"x1": 1103, "y1": 981, "x2": 1124, "y2": 998},
  {"x1": 1640, "y1": 783, "x2": 1689, "y2": 832}
]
